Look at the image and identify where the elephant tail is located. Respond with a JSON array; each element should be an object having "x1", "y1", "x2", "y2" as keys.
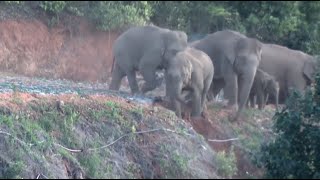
[{"x1": 111, "y1": 56, "x2": 115, "y2": 74}]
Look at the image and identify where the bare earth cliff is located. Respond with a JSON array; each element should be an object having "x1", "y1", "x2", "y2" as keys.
[{"x1": 0, "y1": 16, "x2": 120, "y2": 82}]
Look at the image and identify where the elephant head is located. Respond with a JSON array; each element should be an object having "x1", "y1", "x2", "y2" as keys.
[
  {"x1": 165, "y1": 55, "x2": 193, "y2": 118},
  {"x1": 166, "y1": 51, "x2": 193, "y2": 103},
  {"x1": 231, "y1": 37, "x2": 263, "y2": 120}
]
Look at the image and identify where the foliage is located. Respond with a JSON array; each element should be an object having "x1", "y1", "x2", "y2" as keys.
[
  {"x1": 39, "y1": 1, "x2": 67, "y2": 15},
  {"x1": 215, "y1": 146, "x2": 238, "y2": 178},
  {"x1": 2, "y1": 1, "x2": 320, "y2": 54},
  {"x1": 257, "y1": 73, "x2": 320, "y2": 178},
  {"x1": 87, "y1": 1, "x2": 153, "y2": 31}
]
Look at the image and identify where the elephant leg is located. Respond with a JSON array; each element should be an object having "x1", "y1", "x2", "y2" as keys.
[
  {"x1": 264, "y1": 93, "x2": 269, "y2": 105},
  {"x1": 235, "y1": 69, "x2": 256, "y2": 120},
  {"x1": 210, "y1": 79, "x2": 225, "y2": 101},
  {"x1": 257, "y1": 91, "x2": 265, "y2": 110},
  {"x1": 172, "y1": 99, "x2": 182, "y2": 118},
  {"x1": 126, "y1": 70, "x2": 140, "y2": 95},
  {"x1": 245, "y1": 98, "x2": 250, "y2": 108},
  {"x1": 201, "y1": 79, "x2": 211, "y2": 113},
  {"x1": 249, "y1": 94, "x2": 255, "y2": 108},
  {"x1": 263, "y1": 93, "x2": 269, "y2": 109},
  {"x1": 191, "y1": 87, "x2": 202, "y2": 117},
  {"x1": 139, "y1": 54, "x2": 162, "y2": 94},
  {"x1": 223, "y1": 70, "x2": 238, "y2": 110},
  {"x1": 288, "y1": 75, "x2": 307, "y2": 94},
  {"x1": 109, "y1": 63, "x2": 126, "y2": 91}
]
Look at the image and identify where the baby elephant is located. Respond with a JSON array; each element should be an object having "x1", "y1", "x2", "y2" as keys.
[
  {"x1": 165, "y1": 47, "x2": 214, "y2": 118},
  {"x1": 248, "y1": 69, "x2": 279, "y2": 111}
]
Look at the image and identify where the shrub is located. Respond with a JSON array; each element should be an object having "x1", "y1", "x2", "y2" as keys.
[{"x1": 258, "y1": 73, "x2": 320, "y2": 179}]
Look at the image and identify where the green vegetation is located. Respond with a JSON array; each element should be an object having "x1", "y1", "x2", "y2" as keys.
[
  {"x1": 0, "y1": 98, "x2": 218, "y2": 178},
  {"x1": 215, "y1": 146, "x2": 238, "y2": 178},
  {"x1": 0, "y1": 1, "x2": 319, "y2": 54},
  {"x1": 256, "y1": 72, "x2": 320, "y2": 178}
]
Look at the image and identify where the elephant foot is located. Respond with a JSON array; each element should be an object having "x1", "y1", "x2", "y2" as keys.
[
  {"x1": 228, "y1": 111, "x2": 241, "y2": 122},
  {"x1": 152, "y1": 96, "x2": 164, "y2": 104},
  {"x1": 201, "y1": 111, "x2": 209, "y2": 119},
  {"x1": 225, "y1": 104, "x2": 238, "y2": 112},
  {"x1": 190, "y1": 116, "x2": 203, "y2": 121},
  {"x1": 182, "y1": 112, "x2": 191, "y2": 121}
]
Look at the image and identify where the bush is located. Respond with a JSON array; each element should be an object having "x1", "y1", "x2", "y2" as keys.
[
  {"x1": 257, "y1": 73, "x2": 320, "y2": 179},
  {"x1": 88, "y1": 1, "x2": 153, "y2": 31}
]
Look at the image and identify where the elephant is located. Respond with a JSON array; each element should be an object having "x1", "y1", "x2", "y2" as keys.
[
  {"x1": 247, "y1": 69, "x2": 279, "y2": 111},
  {"x1": 258, "y1": 43, "x2": 318, "y2": 104},
  {"x1": 190, "y1": 30, "x2": 262, "y2": 121},
  {"x1": 109, "y1": 25, "x2": 188, "y2": 95},
  {"x1": 165, "y1": 47, "x2": 214, "y2": 118}
]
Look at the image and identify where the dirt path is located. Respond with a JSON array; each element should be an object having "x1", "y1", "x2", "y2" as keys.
[{"x1": 0, "y1": 73, "x2": 159, "y2": 105}]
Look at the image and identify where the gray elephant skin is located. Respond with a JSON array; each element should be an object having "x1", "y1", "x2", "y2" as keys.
[
  {"x1": 109, "y1": 25, "x2": 188, "y2": 94},
  {"x1": 247, "y1": 69, "x2": 279, "y2": 111},
  {"x1": 190, "y1": 30, "x2": 262, "y2": 121},
  {"x1": 259, "y1": 44, "x2": 318, "y2": 104},
  {"x1": 165, "y1": 47, "x2": 214, "y2": 118}
]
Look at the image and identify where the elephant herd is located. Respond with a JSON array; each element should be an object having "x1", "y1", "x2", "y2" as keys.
[{"x1": 109, "y1": 25, "x2": 318, "y2": 121}]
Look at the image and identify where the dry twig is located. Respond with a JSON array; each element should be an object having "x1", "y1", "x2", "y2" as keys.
[
  {"x1": 1, "y1": 127, "x2": 194, "y2": 154},
  {"x1": 0, "y1": 130, "x2": 33, "y2": 147},
  {"x1": 207, "y1": 137, "x2": 239, "y2": 142}
]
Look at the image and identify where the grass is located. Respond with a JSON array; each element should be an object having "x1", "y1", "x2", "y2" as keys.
[
  {"x1": 157, "y1": 143, "x2": 191, "y2": 179},
  {"x1": 1, "y1": 94, "x2": 256, "y2": 179},
  {"x1": 0, "y1": 102, "x2": 104, "y2": 178},
  {"x1": 206, "y1": 102, "x2": 276, "y2": 178},
  {"x1": 215, "y1": 146, "x2": 238, "y2": 178}
]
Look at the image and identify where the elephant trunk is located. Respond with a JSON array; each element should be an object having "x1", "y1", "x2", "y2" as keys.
[
  {"x1": 167, "y1": 78, "x2": 188, "y2": 118},
  {"x1": 173, "y1": 81, "x2": 188, "y2": 105},
  {"x1": 238, "y1": 68, "x2": 257, "y2": 114}
]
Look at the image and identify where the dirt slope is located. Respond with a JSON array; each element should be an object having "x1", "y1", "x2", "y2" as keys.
[{"x1": 0, "y1": 92, "x2": 223, "y2": 179}]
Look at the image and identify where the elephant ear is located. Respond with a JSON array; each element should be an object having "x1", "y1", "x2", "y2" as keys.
[{"x1": 303, "y1": 59, "x2": 316, "y2": 84}]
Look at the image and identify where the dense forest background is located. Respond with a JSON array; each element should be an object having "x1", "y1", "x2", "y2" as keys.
[{"x1": 4, "y1": 1, "x2": 319, "y2": 55}]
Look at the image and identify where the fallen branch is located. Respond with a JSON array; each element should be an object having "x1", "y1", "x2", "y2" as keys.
[
  {"x1": 88, "y1": 128, "x2": 165, "y2": 151},
  {"x1": 0, "y1": 130, "x2": 33, "y2": 147},
  {"x1": 1, "y1": 127, "x2": 193, "y2": 154},
  {"x1": 207, "y1": 137, "x2": 239, "y2": 142},
  {"x1": 53, "y1": 143, "x2": 83, "y2": 153}
]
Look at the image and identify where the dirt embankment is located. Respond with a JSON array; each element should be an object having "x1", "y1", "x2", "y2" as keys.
[{"x1": 0, "y1": 16, "x2": 120, "y2": 83}]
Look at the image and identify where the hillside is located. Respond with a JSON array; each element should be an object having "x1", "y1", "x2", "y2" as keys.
[
  {"x1": 0, "y1": 4, "x2": 278, "y2": 179},
  {"x1": 0, "y1": 73, "x2": 276, "y2": 179}
]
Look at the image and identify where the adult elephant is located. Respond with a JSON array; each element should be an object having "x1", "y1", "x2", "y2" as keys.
[
  {"x1": 109, "y1": 25, "x2": 188, "y2": 95},
  {"x1": 259, "y1": 44, "x2": 318, "y2": 103},
  {"x1": 190, "y1": 30, "x2": 262, "y2": 121}
]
